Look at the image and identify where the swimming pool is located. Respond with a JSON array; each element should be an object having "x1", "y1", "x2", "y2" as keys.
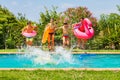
[{"x1": 0, "y1": 53, "x2": 120, "y2": 68}]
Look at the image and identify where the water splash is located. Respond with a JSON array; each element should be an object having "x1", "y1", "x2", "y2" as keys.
[{"x1": 22, "y1": 46, "x2": 74, "y2": 65}]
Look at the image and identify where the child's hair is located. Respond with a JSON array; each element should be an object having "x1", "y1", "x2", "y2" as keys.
[
  {"x1": 51, "y1": 18, "x2": 54, "y2": 21},
  {"x1": 81, "y1": 17, "x2": 84, "y2": 20},
  {"x1": 63, "y1": 23, "x2": 68, "y2": 25},
  {"x1": 27, "y1": 21, "x2": 31, "y2": 25}
]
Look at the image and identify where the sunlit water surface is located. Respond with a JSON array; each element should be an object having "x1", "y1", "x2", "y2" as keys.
[{"x1": 0, "y1": 47, "x2": 120, "y2": 68}]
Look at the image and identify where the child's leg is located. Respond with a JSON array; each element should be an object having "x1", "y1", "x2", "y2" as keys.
[
  {"x1": 26, "y1": 38, "x2": 33, "y2": 46},
  {"x1": 48, "y1": 34, "x2": 51, "y2": 49},
  {"x1": 28, "y1": 41, "x2": 32, "y2": 46},
  {"x1": 26, "y1": 38, "x2": 29, "y2": 46},
  {"x1": 77, "y1": 39, "x2": 81, "y2": 48},
  {"x1": 82, "y1": 39, "x2": 87, "y2": 49},
  {"x1": 29, "y1": 38, "x2": 33, "y2": 46},
  {"x1": 62, "y1": 37, "x2": 66, "y2": 47},
  {"x1": 51, "y1": 34, "x2": 54, "y2": 50},
  {"x1": 66, "y1": 38, "x2": 70, "y2": 47}
]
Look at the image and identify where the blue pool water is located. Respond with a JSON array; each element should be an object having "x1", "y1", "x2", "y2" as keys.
[{"x1": 0, "y1": 54, "x2": 120, "y2": 68}]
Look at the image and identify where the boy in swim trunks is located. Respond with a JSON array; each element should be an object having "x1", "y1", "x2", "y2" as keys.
[
  {"x1": 59, "y1": 20, "x2": 71, "y2": 48},
  {"x1": 62, "y1": 21, "x2": 71, "y2": 48},
  {"x1": 22, "y1": 21, "x2": 37, "y2": 46}
]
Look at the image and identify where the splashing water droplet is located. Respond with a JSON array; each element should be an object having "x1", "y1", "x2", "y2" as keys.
[{"x1": 22, "y1": 46, "x2": 75, "y2": 66}]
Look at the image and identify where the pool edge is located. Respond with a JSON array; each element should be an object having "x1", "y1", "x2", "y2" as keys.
[
  {"x1": 0, "y1": 52, "x2": 120, "y2": 54},
  {"x1": 1, "y1": 68, "x2": 120, "y2": 71}
]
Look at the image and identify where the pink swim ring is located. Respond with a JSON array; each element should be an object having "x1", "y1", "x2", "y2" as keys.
[
  {"x1": 73, "y1": 18, "x2": 94, "y2": 39},
  {"x1": 22, "y1": 30, "x2": 37, "y2": 37}
]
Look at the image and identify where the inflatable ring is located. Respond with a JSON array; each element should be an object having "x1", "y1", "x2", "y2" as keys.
[
  {"x1": 73, "y1": 18, "x2": 94, "y2": 39},
  {"x1": 22, "y1": 30, "x2": 37, "y2": 37}
]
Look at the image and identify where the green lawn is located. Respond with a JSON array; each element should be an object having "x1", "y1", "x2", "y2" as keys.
[
  {"x1": 0, "y1": 49, "x2": 18, "y2": 52},
  {"x1": 72, "y1": 49, "x2": 120, "y2": 53},
  {"x1": 0, "y1": 49, "x2": 120, "y2": 52},
  {"x1": 0, "y1": 70, "x2": 120, "y2": 80}
]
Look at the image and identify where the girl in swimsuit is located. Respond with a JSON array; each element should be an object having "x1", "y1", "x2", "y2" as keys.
[
  {"x1": 46, "y1": 18, "x2": 57, "y2": 51},
  {"x1": 22, "y1": 21, "x2": 37, "y2": 46},
  {"x1": 77, "y1": 18, "x2": 87, "y2": 49},
  {"x1": 73, "y1": 18, "x2": 87, "y2": 49}
]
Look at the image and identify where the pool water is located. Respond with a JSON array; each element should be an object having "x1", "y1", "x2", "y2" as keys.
[{"x1": 0, "y1": 54, "x2": 120, "y2": 68}]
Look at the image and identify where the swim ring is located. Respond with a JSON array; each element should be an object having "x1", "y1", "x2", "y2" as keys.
[
  {"x1": 22, "y1": 30, "x2": 37, "y2": 37},
  {"x1": 73, "y1": 18, "x2": 94, "y2": 39}
]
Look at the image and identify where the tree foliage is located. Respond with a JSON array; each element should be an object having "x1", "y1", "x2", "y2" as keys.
[
  {"x1": 97, "y1": 13, "x2": 120, "y2": 49},
  {"x1": 0, "y1": 6, "x2": 28, "y2": 49},
  {"x1": 0, "y1": 5, "x2": 120, "y2": 50},
  {"x1": 0, "y1": 5, "x2": 18, "y2": 48}
]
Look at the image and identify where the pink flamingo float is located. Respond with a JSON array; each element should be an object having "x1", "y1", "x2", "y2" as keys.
[{"x1": 73, "y1": 18, "x2": 94, "y2": 39}]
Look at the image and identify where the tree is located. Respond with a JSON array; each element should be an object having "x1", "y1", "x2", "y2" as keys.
[
  {"x1": 117, "y1": 5, "x2": 120, "y2": 12},
  {"x1": 62, "y1": 6, "x2": 98, "y2": 47},
  {"x1": 98, "y1": 13, "x2": 120, "y2": 49},
  {"x1": 0, "y1": 5, "x2": 18, "y2": 48},
  {"x1": 0, "y1": 5, "x2": 29, "y2": 49}
]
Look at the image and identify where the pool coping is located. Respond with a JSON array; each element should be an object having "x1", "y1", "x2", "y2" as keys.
[
  {"x1": 0, "y1": 52, "x2": 120, "y2": 54},
  {"x1": 1, "y1": 68, "x2": 120, "y2": 71}
]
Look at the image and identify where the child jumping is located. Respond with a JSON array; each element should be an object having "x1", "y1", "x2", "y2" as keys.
[
  {"x1": 58, "y1": 19, "x2": 71, "y2": 48},
  {"x1": 45, "y1": 18, "x2": 57, "y2": 51},
  {"x1": 22, "y1": 21, "x2": 37, "y2": 46}
]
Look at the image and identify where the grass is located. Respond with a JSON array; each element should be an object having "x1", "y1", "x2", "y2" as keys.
[
  {"x1": 0, "y1": 70, "x2": 120, "y2": 80},
  {"x1": 72, "y1": 49, "x2": 120, "y2": 52},
  {"x1": 0, "y1": 49, "x2": 18, "y2": 52},
  {"x1": 0, "y1": 48, "x2": 120, "y2": 53}
]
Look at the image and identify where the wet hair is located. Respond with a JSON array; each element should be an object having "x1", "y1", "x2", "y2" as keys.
[
  {"x1": 79, "y1": 17, "x2": 84, "y2": 20},
  {"x1": 27, "y1": 21, "x2": 31, "y2": 25},
  {"x1": 50, "y1": 18, "x2": 54, "y2": 23},
  {"x1": 63, "y1": 23, "x2": 68, "y2": 25},
  {"x1": 81, "y1": 17, "x2": 84, "y2": 20},
  {"x1": 51, "y1": 18, "x2": 54, "y2": 21}
]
